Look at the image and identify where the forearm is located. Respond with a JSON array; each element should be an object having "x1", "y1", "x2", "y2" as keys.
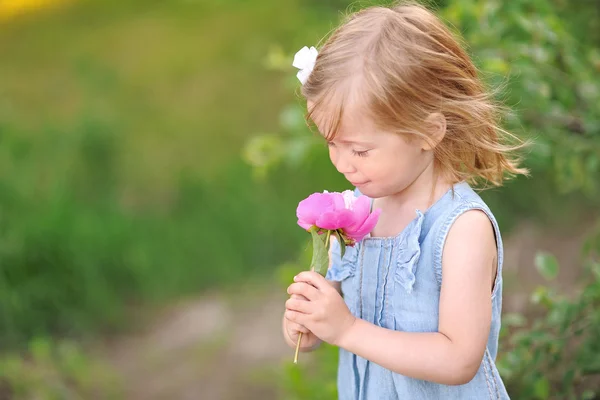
[{"x1": 338, "y1": 318, "x2": 478, "y2": 385}]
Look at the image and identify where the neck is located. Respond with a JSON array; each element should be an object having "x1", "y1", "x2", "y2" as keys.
[{"x1": 382, "y1": 161, "x2": 452, "y2": 213}]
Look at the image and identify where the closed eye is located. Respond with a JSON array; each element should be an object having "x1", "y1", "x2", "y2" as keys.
[{"x1": 327, "y1": 141, "x2": 370, "y2": 157}]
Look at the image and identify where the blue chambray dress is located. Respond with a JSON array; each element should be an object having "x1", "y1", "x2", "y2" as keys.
[{"x1": 326, "y1": 181, "x2": 510, "y2": 399}]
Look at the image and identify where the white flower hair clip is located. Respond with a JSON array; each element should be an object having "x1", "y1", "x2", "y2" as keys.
[{"x1": 292, "y1": 46, "x2": 318, "y2": 85}]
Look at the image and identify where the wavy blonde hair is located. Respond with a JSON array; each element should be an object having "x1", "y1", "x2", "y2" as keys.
[{"x1": 301, "y1": 1, "x2": 528, "y2": 187}]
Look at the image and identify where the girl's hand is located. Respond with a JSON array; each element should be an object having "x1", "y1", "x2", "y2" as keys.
[
  {"x1": 284, "y1": 294, "x2": 321, "y2": 351},
  {"x1": 286, "y1": 271, "x2": 356, "y2": 346}
]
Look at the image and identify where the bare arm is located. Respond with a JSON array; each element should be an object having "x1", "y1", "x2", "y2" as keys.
[{"x1": 336, "y1": 210, "x2": 497, "y2": 385}]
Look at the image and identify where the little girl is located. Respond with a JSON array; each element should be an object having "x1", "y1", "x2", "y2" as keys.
[{"x1": 282, "y1": 2, "x2": 527, "y2": 399}]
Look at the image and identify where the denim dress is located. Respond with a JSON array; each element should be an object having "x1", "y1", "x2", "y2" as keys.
[{"x1": 326, "y1": 182, "x2": 510, "y2": 399}]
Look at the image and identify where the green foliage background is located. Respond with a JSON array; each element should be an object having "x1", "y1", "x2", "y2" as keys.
[{"x1": 0, "y1": 0, "x2": 598, "y2": 398}]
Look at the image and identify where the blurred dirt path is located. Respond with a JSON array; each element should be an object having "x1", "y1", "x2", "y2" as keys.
[{"x1": 102, "y1": 287, "x2": 296, "y2": 400}]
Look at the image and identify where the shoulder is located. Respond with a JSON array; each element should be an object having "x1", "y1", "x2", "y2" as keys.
[
  {"x1": 447, "y1": 208, "x2": 495, "y2": 236},
  {"x1": 431, "y1": 186, "x2": 500, "y2": 284},
  {"x1": 434, "y1": 207, "x2": 498, "y2": 301},
  {"x1": 443, "y1": 209, "x2": 497, "y2": 262},
  {"x1": 433, "y1": 185, "x2": 498, "y2": 243}
]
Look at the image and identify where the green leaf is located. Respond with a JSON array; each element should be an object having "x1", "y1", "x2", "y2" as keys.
[
  {"x1": 309, "y1": 227, "x2": 329, "y2": 277},
  {"x1": 535, "y1": 251, "x2": 560, "y2": 280},
  {"x1": 334, "y1": 230, "x2": 346, "y2": 260},
  {"x1": 531, "y1": 286, "x2": 554, "y2": 309}
]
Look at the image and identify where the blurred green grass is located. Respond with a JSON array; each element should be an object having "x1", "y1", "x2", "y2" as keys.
[
  {"x1": 0, "y1": 0, "x2": 308, "y2": 184},
  {"x1": 0, "y1": 0, "x2": 345, "y2": 347}
]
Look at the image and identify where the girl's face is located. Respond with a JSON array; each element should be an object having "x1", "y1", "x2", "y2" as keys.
[{"x1": 311, "y1": 105, "x2": 435, "y2": 199}]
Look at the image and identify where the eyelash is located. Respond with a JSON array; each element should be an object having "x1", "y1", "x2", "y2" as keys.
[
  {"x1": 326, "y1": 142, "x2": 370, "y2": 157},
  {"x1": 352, "y1": 150, "x2": 369, "y2": 157},
  {"x1": 327, "y1": 142, "x2": 369, "y2": 157}
]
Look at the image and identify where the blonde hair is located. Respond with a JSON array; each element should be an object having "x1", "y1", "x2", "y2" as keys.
[{"x1": 301, "y1": 1, "x2": 528, "y2": 187}]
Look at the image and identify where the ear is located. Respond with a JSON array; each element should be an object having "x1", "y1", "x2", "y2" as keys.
[{"x1": 421, "y1": 112, "x2": 446, "y2": 151}]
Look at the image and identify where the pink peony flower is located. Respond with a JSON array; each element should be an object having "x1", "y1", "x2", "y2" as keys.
[
  {"x1": 296, "y1": 190, "x2": 381, "y2": 244},
  {"x1": 292, "y1": 189, "x2": 381, "y2": 364}
]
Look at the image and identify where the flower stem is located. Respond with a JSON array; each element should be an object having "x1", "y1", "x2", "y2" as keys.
[
  {"x1": 295, "y1": 230, "x2": 332, "y2": 364},
  {"x1": 294, "y1": 333, "x2": 302, "y2": 364}
]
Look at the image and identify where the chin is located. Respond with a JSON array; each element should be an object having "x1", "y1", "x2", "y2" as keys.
[
  {"x1": 356, "y1": 186, "x2": 382, "y2": 198},
  {"x1": 361, "y1": 184, "x2": 405, "y2": 199}
]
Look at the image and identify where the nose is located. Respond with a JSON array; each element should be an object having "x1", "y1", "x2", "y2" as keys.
[{"x1": 330, "y1": 147, "x2": 356, "y2": 175}]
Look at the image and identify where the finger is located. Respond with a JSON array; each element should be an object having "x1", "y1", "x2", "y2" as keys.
[
  {"x1": 291, "y1": 293, "x2": 308, "y2": 301},
  {"x1": 287, "y1": 282, "x2": 320, "y2": 300},
  {"x1": 286, "y1": 297, "x2": 313, "y2": 314},
  {"x1": 294, "y1": 271, "x2": 329, "y2": 291},
  {"x1": 285, "y1": 310, "x2": 307, "y2": 326},
  {"x1": 288, "y1": 321, "x2": 309, "y2": 334}
]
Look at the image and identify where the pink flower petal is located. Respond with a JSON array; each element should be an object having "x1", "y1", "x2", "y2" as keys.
[
  {"x1": 330, "y1": 192, "x2": 346, "y2": 211},
  {"x1": 346, "y1": 208, "x2": 382, "y2": 241},
  {"x1": 346, "y1": 195, "x2": 371, "y2": 231},
  {"x1": 297, "y1": 219, "x2": 313, "y2": 230},
  {"x1": 316, "y1": 209, "x2": 355, "y2": 230},
  {"x1": 296, "y1": 193, "x2": 335, "y2": 228}
]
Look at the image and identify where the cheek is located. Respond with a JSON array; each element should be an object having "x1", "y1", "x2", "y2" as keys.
[
  {"x1": 328, "y1": 146, "x2": 338, "y2": 164},
  {"x1": 328, "y1": 147, "x2": 336, "y2": 164},
  {"x1": 375, "y1": 151, "x2": 420, "y2": 182}
]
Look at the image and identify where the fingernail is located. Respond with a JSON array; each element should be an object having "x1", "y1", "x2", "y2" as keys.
[{"x1": 293, "y1": 275, "x2": 298, "y2": 281}]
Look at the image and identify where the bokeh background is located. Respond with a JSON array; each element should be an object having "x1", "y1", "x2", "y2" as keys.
[{"x1": 0, "y1": 0, "x2": 598, "y2": 399}]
